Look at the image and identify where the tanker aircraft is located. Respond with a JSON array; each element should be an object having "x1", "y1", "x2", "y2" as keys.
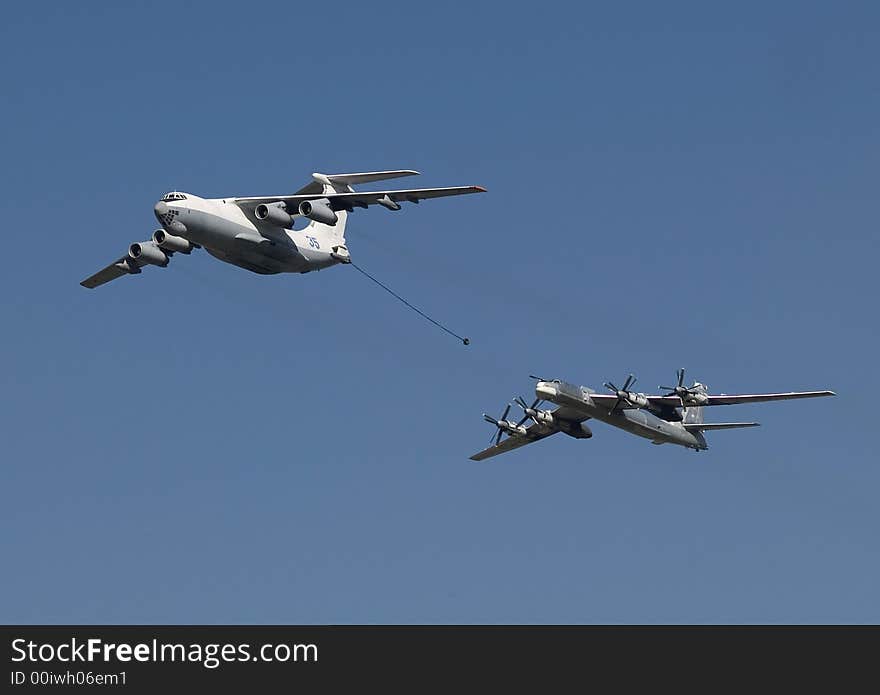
[
  {"x1": 81, "y1": 170, "x2": 485, "y2": 288},
  {"x1": 471, "y1": 369, "x2": 835, "y2": 460}
]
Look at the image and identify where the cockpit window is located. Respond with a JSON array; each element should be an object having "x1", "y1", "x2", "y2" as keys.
[{"x1": 162, "y1": 192, "x2": 187, "y2": 201}]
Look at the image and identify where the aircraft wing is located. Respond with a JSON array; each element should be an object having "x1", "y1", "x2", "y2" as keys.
[
  {"x1": 469, "y1": 425, "x2": 558, "y2": 462},
  {"x1": 80, "y1": 237, "x2": 189, "y2": 289},
  {"x1": 80, "y1": 256, "x2": 139, "y2": 289},
  {"x1": 469, "y1": 407, "x2": 590, "y2": 461},
  {"x1": 234, "y1": 186, "x2": 486, "y2": 213},
  {"x1": 700, "y1": 391, "x2": 836, "y2": 405},
  {"x1": 586, "y1": 391, "x2": 835, "y2": 409}
]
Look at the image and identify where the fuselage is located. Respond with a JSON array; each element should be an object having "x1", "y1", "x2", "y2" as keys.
[
  {"x1": 153, "y1": 192, "x2": 342, "y2": 275},
  {"x1": 535, "y1": 380, "x2": 708, "y2": 450}
]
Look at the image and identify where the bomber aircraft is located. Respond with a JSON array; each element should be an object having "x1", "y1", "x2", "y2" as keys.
[
  {"x1": 470, "y1": 369, "x2": 835, "y2": 460},
  {"x1": 80, "y1": 170, "x2": 485, "y2": 288}
]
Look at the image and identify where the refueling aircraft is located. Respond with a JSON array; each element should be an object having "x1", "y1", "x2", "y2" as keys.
[
  {"x1": 471, "y1": 369, "x2": 835, "y2": 460},
  {"x1": 81, "y1": 170, "x2": 485, "y2": 288}
]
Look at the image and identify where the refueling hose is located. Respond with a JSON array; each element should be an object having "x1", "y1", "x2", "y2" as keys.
[{"x1": 350, "y1": 261, "x2": 470, "y2": 346}]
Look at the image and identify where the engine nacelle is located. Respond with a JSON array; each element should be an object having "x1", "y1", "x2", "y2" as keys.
[
  {"x1": 298, "y1": 198, "x2": 338, "y2": 225},
  {"x1": 682, "y1": 391, "x2": 709, "y2": 406},
  {"x1": 152, "y1": 229, "x2": 193, "y2": 254},
  {"x1": 128, "y1": 240, "x2": 168, "y2": 267},
  {"x1": 532, "y1": 409, "x2": 554, "y2": 426},
  {"x1": 625, "y1": 392, "x2": 649, "y2": 408},
  {"x1": 501, "y1": 421, "x2": 527, "y2": 437},
  {"x1": 255, "y1": 201, "x2": 294, "y2": 227}
]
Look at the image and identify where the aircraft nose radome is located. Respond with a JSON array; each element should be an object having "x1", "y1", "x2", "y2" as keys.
[{"x1": 154, "y1": 201, "x2": 169, "y2": 217}]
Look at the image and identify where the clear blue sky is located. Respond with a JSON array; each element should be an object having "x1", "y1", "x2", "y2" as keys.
[{"x1": 1, "y1": 1, "x2": 877, "y2": 623}]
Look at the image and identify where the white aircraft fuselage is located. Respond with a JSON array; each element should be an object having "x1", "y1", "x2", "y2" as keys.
[
  {"x1": 81, "y1": 171, "x2": 484, "y2": 289},
  {"x1": 154, "y1": 193, "x2": 343, "y2": 276}
]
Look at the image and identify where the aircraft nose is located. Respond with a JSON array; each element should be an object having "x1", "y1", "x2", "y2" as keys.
[
  {"x1": 153, "y1": 200, "x2": 187, "y2": 234},
  {"x1": 535, "y1": 381, "x2": 558, "y2": 399}
]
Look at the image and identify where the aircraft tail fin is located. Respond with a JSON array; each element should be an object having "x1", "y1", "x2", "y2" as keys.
[
  {"x1": 300, "y1": 171, "x2": 418, "y2": 245},
  {"x1": 682, "y1": 382, "x2": 709, "y2": 426},
  {"x1": 306, "y1": 205, "x2": 348, "y2": 245},
  {"x1": 682, "y1": 406, "x2": 703, "y2": 425}
]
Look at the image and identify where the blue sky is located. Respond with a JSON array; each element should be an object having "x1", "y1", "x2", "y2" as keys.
[{"x1": 1, "y1": 1, "x2": 877, "y2": 623}]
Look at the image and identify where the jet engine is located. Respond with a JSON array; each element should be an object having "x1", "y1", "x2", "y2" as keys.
[
  {"x1": 128, "y1": 241, "x2": 168, "y2": 267},
  {"x1": 152, "y1": 229, "x2": 193, "y2": 254},
  {"x1": 254, "y1": 201, "x2": 294, "y2": 227},
  {"x1": 298, "y1": 198, "x2": 338, "y2": 225}
]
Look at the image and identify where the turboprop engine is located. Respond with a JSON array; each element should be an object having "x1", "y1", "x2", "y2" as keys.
[
  {"x1": 514, "y1": 396, "x2": 554, "y2": 426},
  {"x1": 298, "y1": 198, "x2": 338, "y2": 225},
  {"x1": 128, "y1": 240, "x2": 168, "y2": 267},
  {"x1": 513, "y1": 396, "x2": 593, "y2": 439},
  {"x1": 604, "y1": 374, "x2": 649, "y2": 413},
  {"x1": 483, "y1": 403, "x2": 527, "y2": 445},
  {"x1": 152, "y1": 229, "x2": 193, "y2": 254},
  {"x1": 659, "y1": 368, "x2": 710, "y2": 406},
  {"x1": 254, "y1": 201, "x2": 294, "y2": 227}
]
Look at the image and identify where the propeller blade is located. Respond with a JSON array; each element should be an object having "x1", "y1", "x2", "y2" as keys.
[
  {"x1": 660, "y1": 369, "x2": 686, "y2": 395},
  {"x1": 512, "y1": 397, "x2": 545, "y2": 426},
  {"x1": 604, "y1": 381, "x2": 617, "y2": 393},
  {"x1": 623, "y1": 374, "x2": 635, "y2": 390},
  {"x1": 501, "y1": 404, "x2": 511, "y2": 422},
  {"x1": 483, "y1": 414, "x2": 498, "y2": 425},
  {"x1": 495, "y1": 428, "x2": 503, "y2": 446}
]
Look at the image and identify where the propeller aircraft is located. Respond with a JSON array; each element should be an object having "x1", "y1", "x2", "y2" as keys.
[{"x1": 471, "y1": 369, "x2": 835, "y2": 460}]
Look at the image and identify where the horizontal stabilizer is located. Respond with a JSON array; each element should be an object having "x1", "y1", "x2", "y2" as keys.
[
  {"x1": 292, "y1": 170, "x2": 420, "y2": 196},
  {"x1": 319, "y1": 170, "x2": 420, "y2": 186},
  {"x1": 684, "y1": 422, "x2": 760, "y2": 431}
]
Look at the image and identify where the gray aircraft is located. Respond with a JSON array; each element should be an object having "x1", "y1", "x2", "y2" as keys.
[
  {"x1": 80, "y1": 170, "x2": 485, "y2": 288},
  {"x1": 471, "y1": 369, "x2": 834, "y2": 460}
]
